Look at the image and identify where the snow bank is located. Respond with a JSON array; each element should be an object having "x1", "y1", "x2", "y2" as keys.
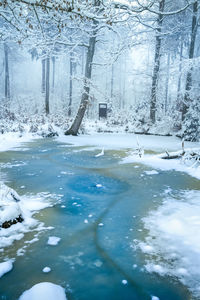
[
  {"x1": 138, "y1": 190, "x2": 200, "y2": 297},
  {"x1": 58, "y1": 133, "x2": 200, "y2": 179},
  {"x1": 0, "y1": 259, "x2": 14, "y2": 278},
  {"x1": 19, "y1": 282, "x2": 67, "y2": 300},
  {"x1": 0, "y1": 184, "x2": 55, "y2": 250},
  {"x1": 121, "y1": 152, "x2": 200, "y2": 180},
  {"x1": 57, "y1": 133, "x2": 199, "y2": 152},
  {"x1": 0, "y1": 132, "x2": 34, "y2": 152},
  {"x1": 0, "y1": 183, "x2": 22, "y2": 226}
]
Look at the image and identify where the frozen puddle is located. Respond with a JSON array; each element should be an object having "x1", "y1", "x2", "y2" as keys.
[{"x1": 138, "y1": 190, "x2": 200, "y2": 297}]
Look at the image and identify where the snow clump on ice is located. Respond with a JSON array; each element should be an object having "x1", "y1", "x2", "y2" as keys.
[
  {"x1": 18, "y1": 282, "x2": 67, "y2": 300},
  {"x1": 144, "y1": 170, "x2": 159, "y2": 175},
  {"x1": 42, "y1": 267, "x2": 51, "y2": 273},
  {"x1": 47, "y1": 236, "x2": 61, "y2": 246}
]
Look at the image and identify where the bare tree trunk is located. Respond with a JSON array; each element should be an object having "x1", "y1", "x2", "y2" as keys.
[
  {"x1": 111, "y1": 63, "x2": 114, "y2": 100},
  {"x1": 45, "y1": 57, "x2": 50, "y2": 115},
  {"x1": 68, "y1": 50, "x2": 73, "y2": 117},
  {"x1": 150, "y1": 0, "x2": 165, "y2": 123},
  {"x1": 165, "y1": 52, "x2": 170, "y2": 114},
  {"x1": 182, "y1": 1, "x2": 198, "y2": 121},
  {"x1": 4, "y1": 43, "x2": 10, "y2": 99},
  {"x1": 65, "y1": 31, "x2": 97, "y2": 135},
  {"x1": 52, "y1": 56, "x2": 55, "y2": 91},
  {"x1": 42, "y1": 58, "x2": 46, "y2": 94},
  {"x1": 177, "y1": 39, "x2": 183, "y2": 104},
  {"x1": 81, "y1": 47, "x2": 85, "y2": 75},
  {"x1": 122, "y1": 54, "x2": 127, "y2": 109}
]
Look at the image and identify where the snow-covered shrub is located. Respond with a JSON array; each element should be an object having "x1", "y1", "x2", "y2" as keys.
[
  {"x1": 182, "y1": 150, "x2": 200, "y2": 167},
  {"x1": 183, "y1": 100, "x2": 200, "y2": 142}
]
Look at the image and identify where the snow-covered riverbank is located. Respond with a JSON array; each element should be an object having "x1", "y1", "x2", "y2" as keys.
[
  {"x1": 58, "y1": 133, "x2": 200, "y2": 180},
  {"x1": 137, "y1": 189, "x2": 200, "y2": 298},
  {"x1": 58, "y1": 132, "x2": 200, "y2": 152},
  {"x1": 0, "y1": 132, "x2": 35, "y2": 152},
  {"x1": 0, "y1": 132, "x2": 54, "y2": 279}
]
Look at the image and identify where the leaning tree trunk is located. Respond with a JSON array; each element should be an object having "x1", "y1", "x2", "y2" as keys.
[
  {"x1": 65, "y1": 30, "x2": 97, "y2": 135},
  {"x1": 45, "y1": 57, "x2": 50, "y2": 115},
  {"x1": 150, "y1": 0, "x2": 165, "y2": 123},
  {"x1": 182, "y1": 1, "x2": 198, "y2": 121},
  {"x1": 4, "y1": 43, "x2": 10, "y2": 99}
]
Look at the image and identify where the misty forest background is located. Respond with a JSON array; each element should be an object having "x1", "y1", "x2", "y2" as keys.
[{"x1": 0, "y1": 0, "x2": 200, "y2": 140}]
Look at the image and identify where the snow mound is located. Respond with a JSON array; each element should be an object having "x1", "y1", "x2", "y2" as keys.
[
  {"x1": 42, "y1": 267, "x2": 51, "y2": 273},
  {"x1": 0, "y1": 187, "x2": 55, "y2": 250},
  {"x1": 47, "y1": 236, "x2": 61, "y2": 246},
  {"x1": 138, "y1": 190, "x2": 200, "y2": 297},
  {"x1": 19, "y1": 282, "x2": 67, "y2": 300},
  {"x1": 0, "y1": 132, "x2": 34, "y2": 153},
  {"x1": 0, "y1": 182, "x2": 23, "y2": 226},
  {"x1": 0, "y1": 259, "x2": 14, "y2": 278}
]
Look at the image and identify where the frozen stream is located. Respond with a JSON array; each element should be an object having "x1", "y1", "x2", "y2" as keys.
[{"x1": 0, "y1": 138, "x2": 199, "y2": 300}]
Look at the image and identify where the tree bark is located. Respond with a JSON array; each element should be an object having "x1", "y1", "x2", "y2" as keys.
[
  {"x1": 110, "y1": 63, "x2": 114, "y2": 100},
  {"x1": 42, "y1": 58, "x2": 46, "y2": 94},
  {"x1": 164, "y1": 52, "x2": 170, "y2": 114},
  {"x1": 52, "y1": 56, "x2": 55, "y2": 91},
  {"x1": 45, "y1": 57, "x2": 50, "y2": 115},
  {"x1": 150, "y1": 0, "x2": 165, "y2": 123},
  {"x1": 65, "y1": 32, "x2": 97, "y2": 135},
  {"x1": 182, "y1": 1, "x2": 198, "y2": 121},
  {"x1": 4, "y1": 43, "x2": 10, "y2": 99},
  {"x1": 177, "y1": 39, "x2": 183, "y2": 105},
  {"x1": 68, "y1": 50, "x2": 73, "y2": 117}
]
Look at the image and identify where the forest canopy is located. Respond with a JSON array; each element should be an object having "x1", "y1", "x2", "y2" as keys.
[{"x1": 0, "y1": 0, "x2": 199, "y2": 140}]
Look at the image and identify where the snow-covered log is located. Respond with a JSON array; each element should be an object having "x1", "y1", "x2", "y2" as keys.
[{"x1": 161, "y1": 149, "x2": 200, "y2": 166}]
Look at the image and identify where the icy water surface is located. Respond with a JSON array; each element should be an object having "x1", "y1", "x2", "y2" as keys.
[{"x1": 0, "y1": 138, "x2": 199, "y2": 300}]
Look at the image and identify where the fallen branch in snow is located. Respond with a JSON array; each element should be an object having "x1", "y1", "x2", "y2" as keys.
[
  {"x1": 161, "y1": 149, "x2": 200, "y2": 166},
  {"x1": 182, "y1": 151, "x2": 200, "y2": 167},
  {"x1": 161, "y1": 152, "x2": 184, "y2": 160},
  {"x1": 161, "y1": 140, "x2": 185, "y2": 160}
]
